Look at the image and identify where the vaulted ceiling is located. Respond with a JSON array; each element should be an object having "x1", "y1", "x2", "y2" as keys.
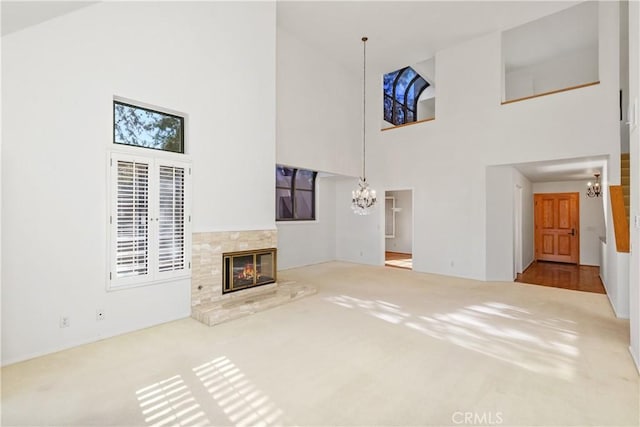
[
  {"x1": 3, "y1": 0, "x2": 605, "y2": 183},
  {"x1": 276, "y1": 1, "x2": 582, "y2": 72}
]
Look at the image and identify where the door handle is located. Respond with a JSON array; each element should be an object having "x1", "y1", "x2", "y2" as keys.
[{"x1": 568, "y1": 228, "x2": 576, "y2": 236}]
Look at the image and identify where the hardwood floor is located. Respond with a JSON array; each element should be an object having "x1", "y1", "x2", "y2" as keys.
[
  {"x1": 385, "y1": 251, "x2": 412, "y2": 270},
  {"x1": 515, "y1": 261, "x2": 606, "y2": 294}
]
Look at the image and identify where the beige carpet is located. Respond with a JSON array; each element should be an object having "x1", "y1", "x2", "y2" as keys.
[{"x1": 2, "y1": 262, "x2": 639, "y2": 426}]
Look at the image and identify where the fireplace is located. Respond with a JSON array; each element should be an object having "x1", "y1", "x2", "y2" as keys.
[{"x1": 222, "y1": 248, "x2": 277, "y2": 294}]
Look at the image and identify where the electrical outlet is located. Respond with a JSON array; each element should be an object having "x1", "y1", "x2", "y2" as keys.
[
  {"x1": 96, "y1": 309, "x2": 105, "y2": 321},
  {"x1": 60, "y1": 316, "x2": 70, "y2": 328}
]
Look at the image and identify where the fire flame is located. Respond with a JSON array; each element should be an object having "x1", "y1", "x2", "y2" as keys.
[{"x1": 237, "y1": 263, "x2": 254, "y2": 280}]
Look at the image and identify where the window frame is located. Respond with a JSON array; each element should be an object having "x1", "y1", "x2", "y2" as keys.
[
  {"x1": 113, "y1": 99, "x2": 186, "y2": 154},
  {"x1": 108, "y1": 151, "x2": 192, "y2": 291},
  {"x1": 383, "y1": 66, "x2": 429, "y2": 126},
  {"x1": 275, "y1": 166, "x2": 317, "y2": 222}
]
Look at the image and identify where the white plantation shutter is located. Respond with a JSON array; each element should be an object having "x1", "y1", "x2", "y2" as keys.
[
  {"x1": 157, "y1": 165, "x2": 186, "y2": 275},
  {"x1": 115, "y1": 159, "x2": 150, "y2": 280},
  {"x1": 110, "y1": 153, "x2": 191, "y2": 289}
]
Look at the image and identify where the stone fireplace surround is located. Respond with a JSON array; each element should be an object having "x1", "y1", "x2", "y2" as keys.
[{"x1": 191, "y1": 229, "x2": 315, "y2": 325}]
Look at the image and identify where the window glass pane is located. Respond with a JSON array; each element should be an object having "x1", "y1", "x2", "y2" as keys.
[
  {"x1": 276, "y1": 166, "x2": 294, "y2": 187},
  {"x1": 407, "y1": 78, "x2": 428, "y2": 109},
  {"x1": 295, "y1": 169, "x2": 314, "y2": 190},
  {"x1": 384, "y1": 96, "x2": 393, "y2": 123},
  {"x1": 295, "y1": 190, "x2": 313, "y2": 220},
  {"x1": 394, "y1": 104, "x2": 405, "y2": 125},
  {"x1": 276, "y1": 189, "x2": 293, "y2": 219},
  {"x1": 395, "y1": 68, "x2": 416, "y2": 103},
  {"x1": 406, "y1": 109, "x2": 415, "y2": 122},
  {"x1": 114, "y1": 101, "x2": 184, "y2": 153},
  {"x1": 275, "y1": 166, "x2": 317, "y2": 221},
  {"x1": 383, "y1": 71, "x2": 399, "y2": 97}
]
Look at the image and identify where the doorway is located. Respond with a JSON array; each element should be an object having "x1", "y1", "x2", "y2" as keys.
[
  {"x1": 384, "y1": 190, "x2": 413, "y2": 270},
  {"x1": 517, "y1": 190, "x2": 607, "y2": 294},
  {"x1": 534, "y1": 192, "x2": 580, "y2": 264}
]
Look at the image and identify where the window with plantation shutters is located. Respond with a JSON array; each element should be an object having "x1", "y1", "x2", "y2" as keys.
[{"x1": 109, "y1": 153, "x2": 191, "y2": 289}]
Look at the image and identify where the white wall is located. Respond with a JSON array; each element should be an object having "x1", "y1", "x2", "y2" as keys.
[
  {"x1": 348, "y1": 2, "x2": 620, "y2": 284},
  {"x1": 385, "y1": 190, "x2": 413, "y2": 254},
  {"x1": 335, "y1": 177, "x2": 382, "y2": 266},
  {"x1": 277, "y1": 176, "x2": 337, "y2": 270},
  {"x1": 628, "y1": 0, "x2": 640, "y2": 371},
  {"x1": 532, "y1": 180, "x2": 606, "y2": 266},
  {"x1": 505, "y1": 46, "x2": 599, "y2": 100},
  {"x1": 1, "y1": 2, "x2": 276, "y2": 365},
  {"x1": 417, "y1": 98, "x2": 436, "y2": 121},
  {"x1": 276, "y1": 27, "x2": 360, "y2": 177},
  {"x1": 620, "y1": 0, "x2": 630, "y2": 153},
  {"x1": 486, "y1": 166, "x2": 516, "y2": 281},
  {"x1": 485, "y1": 167, "x2": 533, "y2": 281}
]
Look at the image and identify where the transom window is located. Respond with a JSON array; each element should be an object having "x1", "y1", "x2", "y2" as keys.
[
  {"x1": 383, "y1": 67, "x2": 429, "y2": 126},
  {"x1": 276, "y1": 166, "x2": 317, "y2": 221},
  {"x1": 114, "y1": 100, "x2": 184, "y2": 153}
]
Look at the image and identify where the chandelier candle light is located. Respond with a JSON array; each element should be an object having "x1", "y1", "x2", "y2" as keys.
[
  {"x1": 586, "y1": 173, "x2": 601, "y2": 198},
  {"x1": 352, "y1": 36, "x2": 377, "y2": 215}
]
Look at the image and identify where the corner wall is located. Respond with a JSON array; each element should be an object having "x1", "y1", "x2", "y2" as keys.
[
  {"x1": 277, "y1": 177, "x2": 337, "y2": 270},
  {"x1": 365, "y1": 2, "x2": 620, "y2": 281},
  {"x1": 628, "y1": 0, "x2": 640, "y2": 371},
  {"x1": 486, "y1": 166, "x2": 533, "y2": 281}
]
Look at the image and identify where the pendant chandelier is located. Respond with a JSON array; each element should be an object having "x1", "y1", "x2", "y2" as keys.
[
  {"x1": 352, "y1": 36, "x2": 377, "y2": 215},
  {"x1": 586, "y1": 173, "x2": 601, "y2": 198}
]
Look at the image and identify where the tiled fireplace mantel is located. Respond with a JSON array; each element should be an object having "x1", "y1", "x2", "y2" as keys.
[
  {"x1": 191, "y1": 229, "x2": 316, "y2": 326},
  {"x1": 191, "y1": 230, "x2": 278, "y2": 308}
]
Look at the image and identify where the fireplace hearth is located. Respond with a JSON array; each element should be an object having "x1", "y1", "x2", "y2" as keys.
[{"x1": 222, "y1": 248, "x2": 277, "y2": 294}]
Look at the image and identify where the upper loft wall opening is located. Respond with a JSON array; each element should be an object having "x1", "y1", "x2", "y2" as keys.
[{"x1": 502, "y1": 1, "x2": 599, "y2": 102}]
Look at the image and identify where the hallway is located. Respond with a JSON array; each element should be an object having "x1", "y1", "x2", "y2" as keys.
[{"x1": 515, "y1": 261, "x2": 606, "y2": 294}]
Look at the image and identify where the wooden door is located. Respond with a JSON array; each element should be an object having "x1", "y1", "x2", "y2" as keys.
[{"x1": 534, "y1": 193, "x2": 579, "y2": 264}]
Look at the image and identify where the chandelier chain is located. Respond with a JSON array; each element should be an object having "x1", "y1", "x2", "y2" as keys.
[
  {"x1": 351, "y1": 36, "x2": 376, "y2": 215},
  {"x1": 362, "y1": 36, "x2": 367, "y2": 180}
]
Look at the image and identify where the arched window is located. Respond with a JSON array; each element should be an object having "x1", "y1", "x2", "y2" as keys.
[{"x1": 383, "y1": 67, "x2": 429, "y2": 126}]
